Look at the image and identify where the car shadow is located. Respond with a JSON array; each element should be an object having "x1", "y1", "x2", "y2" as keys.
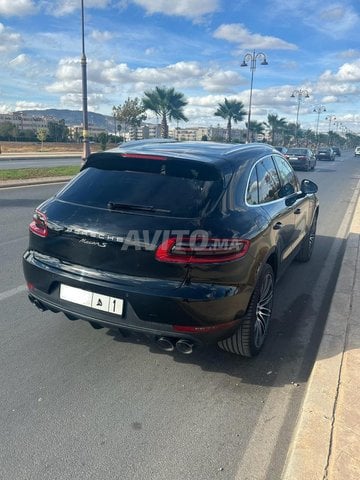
[{"x1": 106, "y1": 232, "x2": 348, "y2": 388}]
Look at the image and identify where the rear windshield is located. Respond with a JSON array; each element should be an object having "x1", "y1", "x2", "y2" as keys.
[{"x1": 56, "y1": 155, "x2": 223, "y2": 218}]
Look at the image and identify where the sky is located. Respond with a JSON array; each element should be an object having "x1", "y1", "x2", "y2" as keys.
[{"x1": 0, "y1": 0, "x2": 360, "y2": 134}]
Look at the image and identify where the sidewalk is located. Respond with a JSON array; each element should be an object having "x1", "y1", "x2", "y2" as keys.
[{"x1": 282, "y1": 185, "x2": 360, "y2": 479}]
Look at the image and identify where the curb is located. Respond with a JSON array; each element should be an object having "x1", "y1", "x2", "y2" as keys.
[{"x1": 282, "y1": 181, "x2": 360, "y2": 479}]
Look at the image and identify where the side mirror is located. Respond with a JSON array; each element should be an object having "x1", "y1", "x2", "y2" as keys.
[{"x1": 300, "y1": 179, "x2": 318, "y2": 195}]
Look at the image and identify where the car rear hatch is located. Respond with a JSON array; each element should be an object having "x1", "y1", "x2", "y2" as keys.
[{"x1": 28, "y1": 151, "x2": 227, "y2": 282}]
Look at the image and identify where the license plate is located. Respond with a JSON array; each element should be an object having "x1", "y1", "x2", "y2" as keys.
[
  {"x1": 60, "y1": 284, "x2": 124, "y2": 316},
  {"x1": 289, "y1": 156, "x2": 297, "y2": 160}
]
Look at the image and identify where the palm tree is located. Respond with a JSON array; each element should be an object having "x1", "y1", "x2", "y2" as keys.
[
  {"x1": 246, "y1": 120, "x2": 265, "y2": 142},
  {"x1": 214, "y1": 98, "x2": 246, "y2": 143},
  {"x1": 142, "y1": 86, "x2": 188, "y2": 138},
  {"x1": 264, "y1": 114, "x2": 287, "y2": 145}
]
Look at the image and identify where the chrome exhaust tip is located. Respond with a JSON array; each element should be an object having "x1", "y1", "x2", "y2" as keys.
[
  {"x1": 156, "y1": 336, "x2": 175, "y2": 352},
  {"x1": 175, "y1": 339, "x2": 194, "y2": 355}
]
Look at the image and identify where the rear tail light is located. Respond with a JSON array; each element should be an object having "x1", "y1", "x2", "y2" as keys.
[
  {"x1": 155, "y1": 237, "x2": 250, "y2": 264},
  {"x1": 29, "y1": 210, "x2": 48, "y2": 237}
]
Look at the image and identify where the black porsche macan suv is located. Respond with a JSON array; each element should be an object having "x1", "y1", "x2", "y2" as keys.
[{"x1": 23, "y1": 141, "x2": 319, "y2": 357}]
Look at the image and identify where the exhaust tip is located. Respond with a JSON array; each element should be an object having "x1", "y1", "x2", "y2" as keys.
[
  {"x1": 156, "y1": 337, "x2": 175, "y2": 352},
  {"x1": 28, "y1": 294, "x2": 47, "y2": 312},
  {"x1": 175, "y1": 339, "x2": 194, "y2": 355}
]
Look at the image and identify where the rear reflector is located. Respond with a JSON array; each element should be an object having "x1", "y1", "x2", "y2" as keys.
[
  {"x1": 29, "y1": 210, "x2": 48, "y2": 237},
  {"x1": 173, "y1": 319, "x2": 239, "y2": 333},
  {"x1": 155, "y1": 237, "x2": 250, "y2": 264}
]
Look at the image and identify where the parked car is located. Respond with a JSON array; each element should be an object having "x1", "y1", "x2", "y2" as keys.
[
  {"x1": 274, "y1": 146, "x2": 288, "y2": 155},
  {"x1": 316, "y1": 147, "x2": 335, "y2": 161},
  {"x1": 23, "y1": 142, "x2": 319, "y2": 357},
  {"x1": 284, "y1": 147, "x2": 316, "y2": 171},
  {"x1": 332, "y1": 146, "x2": 341, "y2": 156},
  {"x1": 354, "y1": 146, "x2": 360, "y2": 157}
]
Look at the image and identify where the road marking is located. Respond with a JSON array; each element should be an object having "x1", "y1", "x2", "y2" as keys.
[
  {"x1": 0, "y1": 285, "x2": 27, "y2": 301},
  {"x1": 235, "y1": 177, "x2": 360, "y2": 480},
  {"x1": 0, "y1": 236, "x2": 28, "y2": 247}
]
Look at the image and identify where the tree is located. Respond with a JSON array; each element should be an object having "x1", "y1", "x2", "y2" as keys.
[
  {"x1": 264, "y1": 114, "x2": 287, "y2": 145},
  {"x1": 246, "y1": 120, "x2": 265, "y2": 142},
  {"x1": 0, "y1": 122, "x2": 18, "y2": 141},
  {"x1": 113, "y1": 97, "x2": 147, "y2": 138},
  {"x1": 97, "y1": 132, "x2": 108, "y2": 150},
  {"x1": 142, "y1": 86, "x2": 188, "y2": 138},
  {"x1": 36, "y1": 128, "x2": 48, "y2": 150},
  {"x1": 214, "y1": 98, "x2": 246, "y2": 143},
  {"x1": 47, "y1": 120, "x2": 69, "y2": 142}
]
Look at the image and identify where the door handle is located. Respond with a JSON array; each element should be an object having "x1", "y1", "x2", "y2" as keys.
[
  {"x1": 273, "y1": 222, "x2": 282, "y2": 230},
  {"x1": 294, "y1": 208, "x2": 301, "y2": 214}
]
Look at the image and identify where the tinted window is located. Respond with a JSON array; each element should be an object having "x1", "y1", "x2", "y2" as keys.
[
  {"x1": 57, "y1": 165, "x2": 223, "y2": 218},
  {"x1": 256, "y1": 157, "x2": 282, "y2": 204},
  {"x1": 246, "y1": 166, "x2": 258, "y2": 205},
  {"x1": 273, "y1": 155, "x2": 299, "y2": 196}
]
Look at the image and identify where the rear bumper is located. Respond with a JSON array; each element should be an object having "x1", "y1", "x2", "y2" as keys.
[
  {"x1": 316, "y1": 155, "x2": 333, "y2": 161},
  {"x1": 288, "y1": 159, "x2": 310, "y2": 169},
  {"x1": 23, "y1": 250, "x2": 252, "y2": 345}
]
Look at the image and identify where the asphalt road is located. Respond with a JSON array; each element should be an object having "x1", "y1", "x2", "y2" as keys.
[
  {"x1": 1, "y1": 152, "x2": 360, "y2": 480},
  {"x1": 0, "y1": 155, "x2": 81, "y2": 169}
]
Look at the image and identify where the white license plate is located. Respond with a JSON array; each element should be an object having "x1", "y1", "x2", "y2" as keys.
[
  {"x1": 290, "y1": 156, "x2": 298, "y2": 160},
  {"x1": 60, "y1": 284, "x2": 124, "y2": 316}
]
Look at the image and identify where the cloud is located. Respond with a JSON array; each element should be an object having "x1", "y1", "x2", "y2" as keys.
[
  {"x1": 15, "y1": 100, "x2": 48, "y2": 110},
  {"x1": 91, "y1": 30, "x2": 114, "y2": 42},
  {"x1": 213, "y1": 24, "x2": 298, "y2": 50},
  {"x1": 319, "y1": 60, "x2": 360, "y2": 84},
  {"x1": 267, "y1": 0, "x2": 359, "y2": 39},
  {"x1": 40, "y1": 0, "x2": 111, "y2": 16},
  {"x1": 200, "y1": 70, "x2": 245, "y2": 93},
  {"x1": 0, "y1": 0, "x2": 36, "y2": 16},
  {"x1": 131, "y1": 0, "x2": 220, "y2": 19},
  {"x1": 0, "y1": 23, "x2": 22, "y2": 52},
  {"x1": 9, "y1": 53, "x2": 29, "y2": 67}
]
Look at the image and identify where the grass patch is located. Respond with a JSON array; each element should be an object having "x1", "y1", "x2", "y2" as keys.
[{"x1": 0, "y1": 165, "x2": 80, "y2": 181}]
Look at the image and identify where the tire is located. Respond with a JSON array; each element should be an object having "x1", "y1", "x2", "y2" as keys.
[
  {"x1": 218, "y1": 264, "x2": 274, "y2": 357},
  {"x1": 296, "y1": 213, "x2": 317, "y2": 262}
]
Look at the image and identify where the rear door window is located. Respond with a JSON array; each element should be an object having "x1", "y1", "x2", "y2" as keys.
[{"x1": 256, "y1": 157, "x2": 282, "y2": 204}]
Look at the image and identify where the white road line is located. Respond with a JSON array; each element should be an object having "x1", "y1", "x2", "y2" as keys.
[
  {"x1": 0, "y1": 236, "x2": 28, "y2": 247},
  {"x1": 0, "y1": 285, "x2": 27, "y2": 301}
]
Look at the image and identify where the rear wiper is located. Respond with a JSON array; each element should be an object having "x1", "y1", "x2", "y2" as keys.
[{"x1": 107, "y1": 202, "x2": 170, "y2": 213}]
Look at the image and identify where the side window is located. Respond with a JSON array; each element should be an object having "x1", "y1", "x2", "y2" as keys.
[
  {"x1": 273, "y1": 155, "x2": 300, "y2": 197},
  {"x1": 246, "y1": 167, "x2": 258, "y2": 205},
  {"x1": 257, "y1": 157, "x2": 282, "y2": 204}
]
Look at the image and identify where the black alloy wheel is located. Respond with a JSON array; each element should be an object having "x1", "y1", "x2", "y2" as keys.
[{"x1": 218, "y1": 264, "x2": 274, "y2": 357}]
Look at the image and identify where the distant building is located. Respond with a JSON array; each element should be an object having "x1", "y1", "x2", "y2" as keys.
[
  {"x1": 0, "y1": 112, "x2": 57, "y2": 131},
  {"x1": 68, "y1": 124, "x2": 108, "y2": 141},
  {"x1": 124, "y1": 123, "x2": 162, "y2": 141}
]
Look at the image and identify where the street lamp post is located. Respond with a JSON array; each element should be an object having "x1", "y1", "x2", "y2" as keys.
[
  {"x1": 313, "y1": 105, "x2": 326, "y2": 147},
  {"x1": 290, "y1": 89, "x2": 310, "y2": 145},
  {"x1": 241, "y1": 50, "x2": 268, "y2": 143},
  {"x1": 81, "y1": 0, "x2": 90, "y2": 163},
  {"x1": 325, "y1": 115, "x2": 336, "y2": 146}
]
